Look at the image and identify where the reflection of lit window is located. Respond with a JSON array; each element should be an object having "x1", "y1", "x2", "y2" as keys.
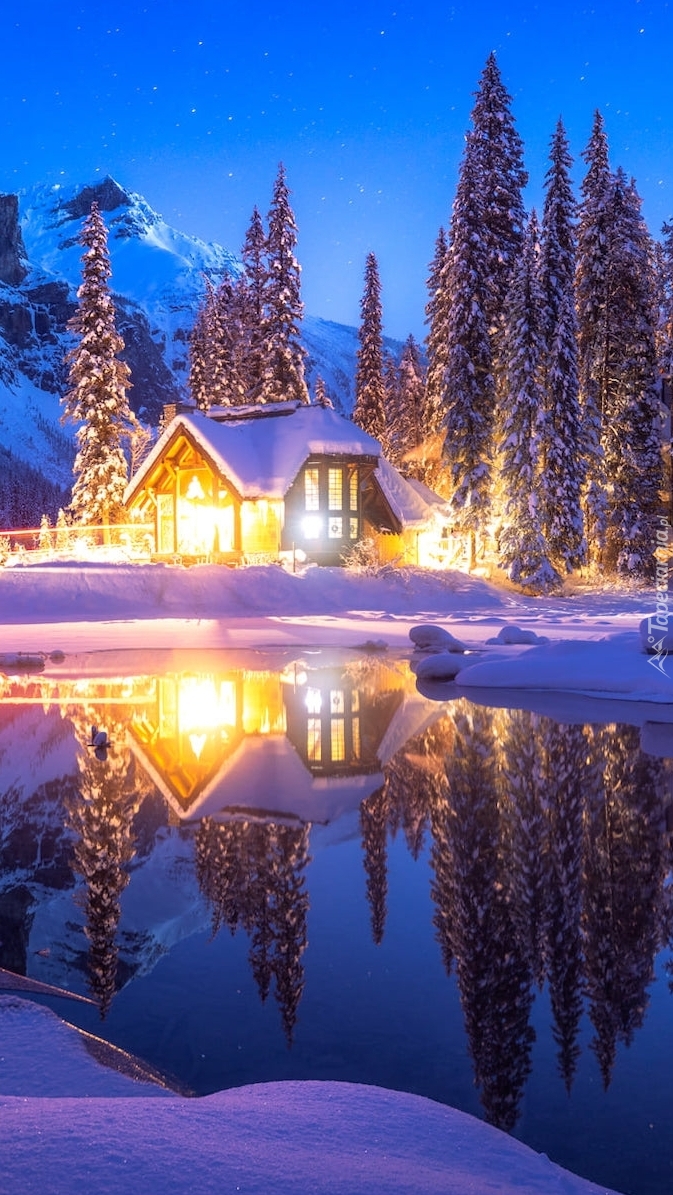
[
  {"x1": 349, "y1": 469, "x2": 359, "y2": 511},
  {"x1": 302, "y1": 516, "x2": 322, "y2": 539},
  {"x1": 349, "y1": 518, "x2": 358, "y2": 540},
  {"x1": 305, "y1": 468, "x2": 320, "y2": 511},
  {"x1": 330, "y1": 689, "x2": 345, "y2": 714},
  {"x1": 305, "y1": 687, "x2": 322, "y2": 714},
  {"x1": 308, "y1": 717, "x2": 322, "y2": 761},
  {"x1": 328, "y1": 517, "x2": 343, "y2": 539},
  {"x1": 328, "y1": 468, "x2": 342, "y2": 510},
  {"x1": 352, "y1": 718, "x2": 361, "y2": 759},
  {"x1": 331, "y1": 719, "x2": 345, "y2": 761}
]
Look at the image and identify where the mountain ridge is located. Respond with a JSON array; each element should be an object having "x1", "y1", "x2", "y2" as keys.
[{"x1": 0, "y1": 176, "x2": 395, "y2": 507}]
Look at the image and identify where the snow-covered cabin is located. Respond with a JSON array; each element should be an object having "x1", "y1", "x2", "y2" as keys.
[{"x1": 124, "y1": 401, "x2": 452, "y2": 566}]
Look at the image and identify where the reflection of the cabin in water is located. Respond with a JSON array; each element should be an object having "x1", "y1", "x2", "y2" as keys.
[{"x1": 127, "y1": 660, "x2": 406, "y2": 822}]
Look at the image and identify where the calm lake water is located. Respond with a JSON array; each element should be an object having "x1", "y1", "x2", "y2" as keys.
[{"x1": 0, "y1": 647, "x2": 672, "y2": 1195}]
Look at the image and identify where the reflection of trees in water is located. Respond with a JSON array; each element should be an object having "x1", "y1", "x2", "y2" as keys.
[
  {"x1": 360, "y1": 785, "x2": 389, "y2": 945},
  {"x1": 499, "y1": 710, "x2": 548, "y2": 988},
  {"x1": 583, "y1": 725, "x2": 667, "y2": 1088},
  {"x1": 66, "y1": 712, "x2": 140, "y2": 1018},
  {"x1": 443, "y1": 707, "x2": 534, "y2": 1132},
  {"x1": 362, "y1": 702, "x2": 669, "y2": 1128},
  {"x1": 543, "y1": 721, "x2": 587, "y2": 1092},
  {"x1": 195, "y1": 818, "x2": 310, "y2": 1043}
]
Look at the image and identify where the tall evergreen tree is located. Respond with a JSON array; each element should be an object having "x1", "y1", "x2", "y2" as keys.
[
  {"x1": 441, "y1": 133, "x2": 495, "y2": 564},
  {"x1": 538, "y1": 120, "x2": 586, "y2": 570},
  {"x1": 423, "y1": 226, "x2": 450, "y2": 487},
  {"x1": 241, "y1": 205, "x2": 267, "y2": 400},
  {"x1": 62, "y1": 202, "x2": 133, "y2": 532},
  {"x1": 576, "y1": 112, "x2": 612, "y2": 561},
  {"x1": 602, "y1": 172, "x2": 664, "y2": 577},
  {"x1": 354, "y1": 251, "x2": 387, "y2": 442},
  {"x1": 260, "y1": 164, "x2": 309, "y2": 404},
  {"x1": 469, "y1": 53, "x2": 528, "y2": 352},
  {"x1": 497, "y1": 214, "x2": 560, "y2": 591},
  {"x1": 394, "y1": 335, "x2": 426, "y2": 480}
]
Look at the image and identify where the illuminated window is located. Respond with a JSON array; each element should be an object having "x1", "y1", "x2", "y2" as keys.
[
  {"x1": 305, "y1": 687, "x2": 322, "y2": 714},
  {"x1": 308, "y1": 717, "x2": 322, "y2": 762},
  {"x1": 349, "y1": 470, "x2": 359, "y2": 511},
  {"x1": 330, "y1": 718, "x2": 345, "y2": 761},
  {"x1": 305, "y1": 467, "x2": 320, "y2": 511},
  {"x1": 328, "y1": 517, "x2": 343, "y2": 539},
  {"x1": 349, "y1": 518, "x2": 358, "y2": 540},
  {"x1": 352, "y1": 718, "x2": 361, "y2": 759},
  {"x1": 330, "y1": 689, "x2": 345, "y2": 714},
  {"x1": 328, "y1": 468, "x2": 343, "y2": 510},
  {"x1": 351, "y1": 690, "x2": 360, "y2": 713}
]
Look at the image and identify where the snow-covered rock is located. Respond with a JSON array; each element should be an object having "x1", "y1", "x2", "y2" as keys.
[
  {"x1": 409, "y1": 623, "x2": 469, "y2": 652},
  {"x1": 484, "y1": 624, "x2": 549, "y2": 646},
  {"x1": 413, "y1": 651, "x2": 466, "y2": 680}
]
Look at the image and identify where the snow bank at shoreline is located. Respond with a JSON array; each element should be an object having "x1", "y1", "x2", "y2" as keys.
[
  {"x1": 0, "y1": 998, "x2": 623, "y2": 1195},
  {"x1": 0, "y1": 562, "x2": 668, "y2": 703}
]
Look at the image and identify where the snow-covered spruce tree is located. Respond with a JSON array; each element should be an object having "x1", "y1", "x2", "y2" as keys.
[
  {"x1": 538, "y1": 119, "x2": 586, "y2": 571},
  {"x1": 441, "y1": 132, "x2": 495, "y2": 566},
  {"x1": 469, "y1": 52, "x2": 528, "y2": 371},
  {"x1": 188, "y1": 279, "x2": 214, "y2": 411},
  {"x1": 212, "y1": 275, "x2": 251, "y2": 405},
  {"x1": 423, "y1": 226, "x2": 450, "y2": 488},
  {"x1": 260, "y1": 164, "x2": 309, "y2": 404},
  {"x1": 62, "y1": 202, "x2": 133, "y2": 535},
  {"x1": 241, "y1": 205, "x2": 267, "y2": 401},
  {"x1": 354, "y1": 251, "x2": 387, "y2": 443},
  {"x1": 601, "y1": 172, "x2": 664, "y2": 577},
  {"x1": 576, "y1": 111, "x2": 612, "y2": 563},
  {"x1": 497, "y1": 214, "x2": 560, "y2": 592},
  {"x1": 394, "y1": 335, "x2": 426, "y2": 480},
  {"x1": 382, "y1": 350, "x2": 401, "y2": 463}
]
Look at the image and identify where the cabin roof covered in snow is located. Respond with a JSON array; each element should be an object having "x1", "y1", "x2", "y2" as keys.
[
  {"x1": 373, "y1": 457, "x2": 450, "y2": 529},
  {"x1": 126, "y1": 402, "x2": 381, "y2": 503}
]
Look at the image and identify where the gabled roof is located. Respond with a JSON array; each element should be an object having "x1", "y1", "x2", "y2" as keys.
[
  {"x1": 125, "y1": 402, "x2": 381, "y2": 503},
  {"x1": 373, "y1": 457, "x2": 451, "y2": 530}
]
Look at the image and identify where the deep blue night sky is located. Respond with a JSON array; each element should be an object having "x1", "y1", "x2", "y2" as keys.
[{"x1": 1, "y1": 1, "x2": 672, "y2": 339}]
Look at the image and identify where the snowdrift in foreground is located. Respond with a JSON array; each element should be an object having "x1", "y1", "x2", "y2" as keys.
[
  {"x1": 456, "y1": 634, "x2": 673, "y2": 703},
  {"x1": 0, "y1": 998, "x2": 622, "y2": 1195}
]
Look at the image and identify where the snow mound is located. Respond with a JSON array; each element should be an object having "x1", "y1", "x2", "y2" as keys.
[
  {"x1": 409, "y1": 623, "x2": 469, "y2": 652},
  {"x1": 457, "y1": 635, "x2": 673, "y2": 701},
  {"x1": 413, "y1": 651, "x2": 466, "y2": 680},
  {"x1": 484, "y1": 624, "x2": 549, "y2": 646},
  {"x1": 0, "y1": 998, "x2": 622, "y2": 1195}
]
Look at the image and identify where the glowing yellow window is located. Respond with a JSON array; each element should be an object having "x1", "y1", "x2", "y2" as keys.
[
  {"x1": 349, "y1": 470, "x2": 359, "y2": 511},
  {"x1": 305, "y1": 467, "x2": 320, "y2": 511},
  {"x1": 330, "y1": 718, "x2": 345, "y2": 761},
  {"x1": 330, "y1": 690, "x2": 345, "y2": 714},
  {"x1": 328, "y1": 467, "x2": 343, "y2": 510},
  {"x1": 308, "y1": 717, "x2": 322, "y2": 762},
  {"x1": 352, "y1": 718, "x2": 361, "y2": 760}
]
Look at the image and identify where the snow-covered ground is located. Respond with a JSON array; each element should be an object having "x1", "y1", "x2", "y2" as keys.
[
  {"x1": 0, "y1": 997, "x2": 622, "y2": 1195},
  {"x1": 0, "y1": 559, "x2": 666, "y2": 1194},
  {"x1": 0, "y1": 560, "x2": 669, "y2": 704}
]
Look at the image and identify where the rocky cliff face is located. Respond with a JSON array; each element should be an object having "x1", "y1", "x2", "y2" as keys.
[{"x1": 0, "y1": 194, "x2": 28, "y2": 286}]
